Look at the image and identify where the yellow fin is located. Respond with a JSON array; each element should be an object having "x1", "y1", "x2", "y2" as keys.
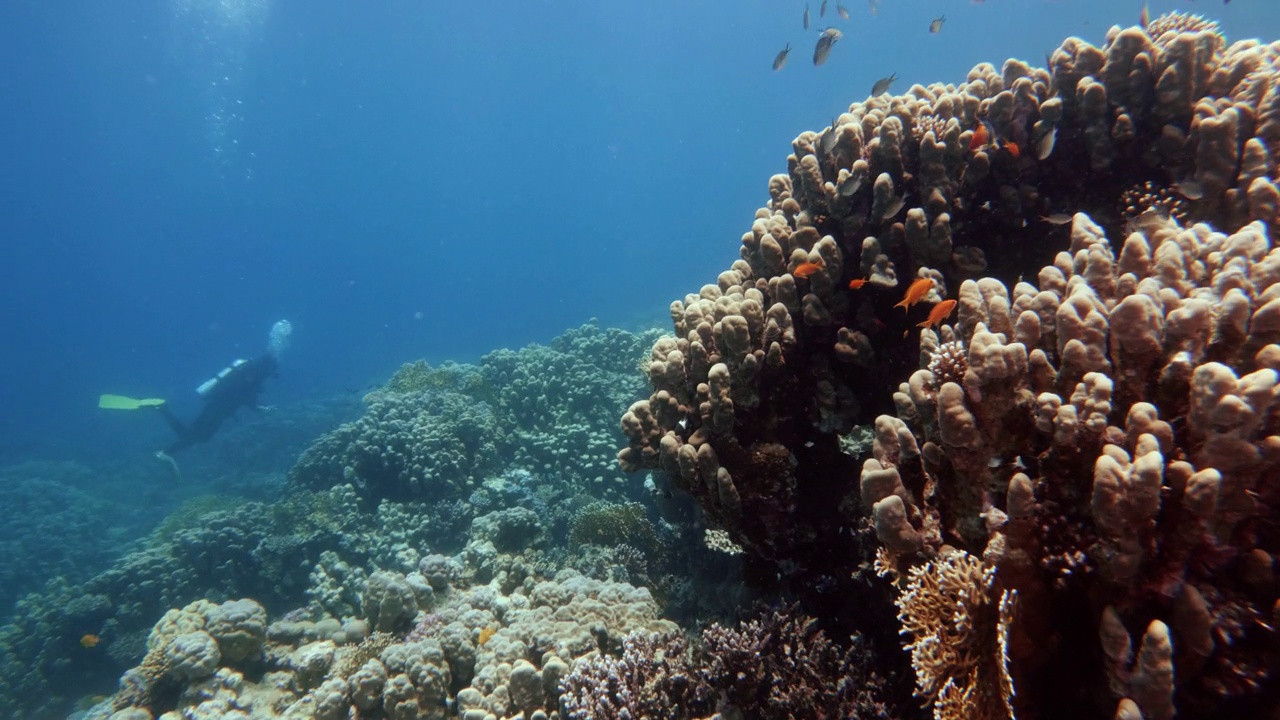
[{"x1": 98, "y1": 394, "x2": 165, "y2": 410}]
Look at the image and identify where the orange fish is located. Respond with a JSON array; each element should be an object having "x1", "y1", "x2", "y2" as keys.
[
  {"x1": 968, "y1": 121, "x2": 989, "y2": 152},
  {"x1": 917, "y1": 299, "x2": 958, "y2": 329},
  {"x1": 847, "y1": 277, "x2": 869, "y2": 290},
  {"x1": 894, "y1": 278, "x2": 934, "y2": 311},
  {"x1": 793, "y1": 260, "x2": 824, "y2": 279},
  {"x1": 1004, "y1": 140, "x2": 1021, "y2": 158},
  {"x1": 80, "y1": 634, "x2": 100, "y2": 649}
]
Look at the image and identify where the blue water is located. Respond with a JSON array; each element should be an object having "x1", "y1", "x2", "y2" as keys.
[{"x1": 4, "y1": 0, "x2": 1274, "y2": 456}]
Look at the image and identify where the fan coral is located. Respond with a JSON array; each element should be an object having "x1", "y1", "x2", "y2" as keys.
[{"x1": 882, "y1": 550, "x2": 1015, "y2": 720}]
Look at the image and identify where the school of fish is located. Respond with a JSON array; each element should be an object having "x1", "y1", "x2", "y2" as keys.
[{"x1": 773, "y1": 0, "x2": 952, "y2": 72}]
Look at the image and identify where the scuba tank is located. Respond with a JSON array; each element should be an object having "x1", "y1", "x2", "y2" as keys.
[{"x1": 196, "y1": 359, "x2": 248, "y2": 396}]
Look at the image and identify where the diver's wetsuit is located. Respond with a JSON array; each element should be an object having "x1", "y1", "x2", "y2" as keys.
[{"x1": 157, "y1": 355, "x2": 278, "y2": 454}]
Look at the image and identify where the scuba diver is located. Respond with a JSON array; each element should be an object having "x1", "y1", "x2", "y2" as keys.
[
  {"x1": 154, "y1": 353, "x2": 279, "y2": 456},
  {"x1": 99, "y1": 320, "x2": 292, "y2": 469}
]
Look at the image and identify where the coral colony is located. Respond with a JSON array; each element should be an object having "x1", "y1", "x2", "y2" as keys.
[{"x1": 619, "y1": 12, "x2": 1280, "y2": 720}]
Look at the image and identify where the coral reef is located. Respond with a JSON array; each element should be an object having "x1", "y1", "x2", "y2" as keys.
[
  {"x1": 0, "y1": 486, "x2": 369, "y2": 718},
  {"x1": 0, "y1": 461, "x2": 138, "y2": 615},
  {"x1": 97, "y1": 566, "x2": 675, "y2": 720},
  {"x1": 872, "y1": 208, "x2": 1280, "y2": 718},
  {"x1": 0, "y1": 327, "x2": 727, "y2": 720},
  {"x1": 482, "y1": 323, "x2": 662, "y2": 485},
  {"x1": 289, "y1": 322, "x2": 660, "y2": 503},
  {"x1": 699, "y1": 604, "x2": 890, "y2": 719},
  {"x1": 288, "y1": 389, "x2": 503, "y2": 502},
  {"x1": 567, "y1": 501, "x2": 658, "y2": 556},
  {"x1": 618, "y1": 12, "x2": 1280, "y2": 719},
  {"x1": 560, "y1": 605, "x2": 890, "y2": 720},
  {"x1": 559, "y1": 631, "x2": 714, "y2": 720}
]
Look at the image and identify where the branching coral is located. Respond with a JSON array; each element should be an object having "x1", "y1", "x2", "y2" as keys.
[
  {"x1": 560, "y1": 632, "x2": 714, "y2": 720},
  {"x1": 881, "y1": 550, "x2": 1015, "y2": 720},
  {"x1": 560, "y1": 606, "x2": 890, "y2": 720},
  {"x1": 568, "y1": 501, "x2": 659, "y2": 555},
  {"x1": 701, "y1": 605, "x2": 890, "y2": 719}
]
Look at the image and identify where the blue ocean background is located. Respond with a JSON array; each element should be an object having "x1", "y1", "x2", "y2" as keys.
[{"x1": 4, "y1": 0, "x2": 1270, "y2": 463}]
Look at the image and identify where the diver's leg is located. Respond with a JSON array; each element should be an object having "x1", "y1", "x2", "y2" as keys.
[
  {"x1": 154, "y1": 450, "x2": 183, "y2": 482},
  {"x1": 154, "y1": 404, "x2": 187, "y2": 437}
]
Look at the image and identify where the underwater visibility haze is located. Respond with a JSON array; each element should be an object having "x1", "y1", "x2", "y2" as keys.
[{"x1": 2, "y1": 1, "x2": 1280, "y2": 719}]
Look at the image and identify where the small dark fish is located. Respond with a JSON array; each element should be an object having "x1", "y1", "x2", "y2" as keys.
[
  {"x1": 820, "y1": 0, "x2": 827, "y2": 18},
  {"x1": 813, "y1": 28, "x2": 842, "y2": 66},
  {"x1": 1126, "y1": 208, "x2": 1176, "y2": 236},
  {"x1": 882, "y1": 195, "x2": 906, "y2": 219},
  {"x1": 1174, "y1": 181, "x2": 1204, "y2": 200},
  {"x1": 773, "y1": 44, "x2": 791, "y2": 71},
  {"x1": 871, "y1": 73, "x2": 897, "y2": 96},
  {"x1": 929, "y1": 15, "x2": 946, "y2": 33},
  {"x1": 804, "y1": 4, "x2": 811, "y2": 29},
  {"x1": 1041, "y1": 213, "x2": 1073, "y2": 225},
  {"x1": 821, "y1": 118, "x2": 839, "y2": 153},
  {"x1": 1036, "y1": 127, "x2": 1056, "y2": 160},
  {"x1": 838, "y1": 170, "x2": 865, "y2": 196},
  {"x1": 837, "y1": 4, "x2": 850, "y2": 20}
]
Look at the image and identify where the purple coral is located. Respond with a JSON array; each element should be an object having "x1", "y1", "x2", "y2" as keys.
[
  {"x1": 702, "y1": 606, "x2": 890, "y2": 720},
  {"x1": 560, "y1": 631, "x2": 714, "y2": 720},
  {"x1": 560, "y1": 608, "x2": 892, "y2": 720}
]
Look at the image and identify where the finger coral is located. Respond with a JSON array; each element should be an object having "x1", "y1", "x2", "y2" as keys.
[{"x1": 619, "y1": 11, "x2": 1280, "y2": 719}]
